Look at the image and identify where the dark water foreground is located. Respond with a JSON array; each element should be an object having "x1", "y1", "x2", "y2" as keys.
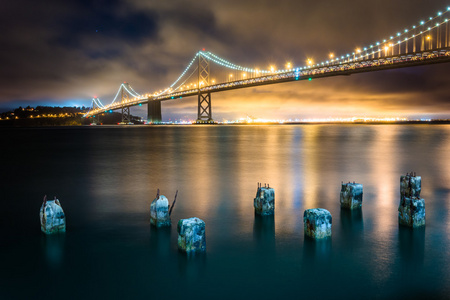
[{"x1": 1, "y1": 125, "x2": 450, "y2": 299}]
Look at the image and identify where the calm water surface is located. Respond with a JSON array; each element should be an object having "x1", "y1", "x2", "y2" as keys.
[{"x1": 1, "y1": 125, "x2": 450, "y2": 299}]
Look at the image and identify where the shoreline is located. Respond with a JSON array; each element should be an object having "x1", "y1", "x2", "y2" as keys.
[{"x1": 2, "y1": 120, "x2": 450, "y2": 127}]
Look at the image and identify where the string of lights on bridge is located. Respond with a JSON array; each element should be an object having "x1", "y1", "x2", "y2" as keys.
[
  {"x1": 313, "y1": 6, "x2": 450, "y2": 68},
  {"x1": 87, "y1": 5, "x2": 450, "y2": 115}
]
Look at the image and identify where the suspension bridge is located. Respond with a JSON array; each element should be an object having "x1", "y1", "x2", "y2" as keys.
[{"x1": 84, "y1": 7, "x2": 450, "y2": 124}]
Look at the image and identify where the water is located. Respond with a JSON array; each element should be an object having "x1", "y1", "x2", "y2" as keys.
[{"x1": 1, "y1": 125, "x2": 450, "y2": 299}]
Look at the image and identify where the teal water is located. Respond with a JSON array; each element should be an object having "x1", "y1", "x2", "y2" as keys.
[{"x1": 1, "y1": 125, "x2": 450, "y2": 299}]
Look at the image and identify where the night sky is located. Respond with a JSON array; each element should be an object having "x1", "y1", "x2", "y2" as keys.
[{"x1": 2, "y1": 0, "x2": 450, "y2": 120}]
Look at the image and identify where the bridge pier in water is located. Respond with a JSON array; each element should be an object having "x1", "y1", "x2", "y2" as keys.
[{"x1": 147, "y1": 100, "x2": 162, "y2": 124}]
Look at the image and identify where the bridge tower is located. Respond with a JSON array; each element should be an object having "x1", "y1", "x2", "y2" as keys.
[
  {"x1": 196, "y1": 51, "x2": 214, "y2": 124},
  {"x1": 121, "y1": 84, "x2": 132, "y2": 125},
  {"x1": 90, "y1": 97, "x2": 102, "y2": 125}
]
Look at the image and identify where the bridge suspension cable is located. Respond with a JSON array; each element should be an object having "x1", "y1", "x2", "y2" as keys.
[
  {"x1": 151, "y1": 51, "x2": 273, "y2": 96},
  {"x1": 151, "y1": 54, "x2": 201, "y2": 97},
  {"x1": 123, "y1": 84, "x2": 140, "y2": 97},
  {"x1": 172, "y1": 66, "x2": 198, "y2": 92},
  {"x1": 314, "y1": 5, "x2": 450, "y2": 68},
  {"x1": 202, "y1": 51, "x2": 270, "y2": 73},
  {"x1": 110, "y1": 83, "x2": 141, "y2": 104},
  {"x1": 85, "y1": 97, "x2": 105, "y2": 116}
]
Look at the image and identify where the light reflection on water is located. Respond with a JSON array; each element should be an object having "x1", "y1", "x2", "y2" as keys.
[{"x1": 2, "y1": 125, "x2": 450, "y2": 299}]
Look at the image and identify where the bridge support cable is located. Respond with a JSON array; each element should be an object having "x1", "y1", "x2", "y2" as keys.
[
  {"x1": 196, "y1": 52, "x2": 214, "y2": 123},
  {"x1": 147, "y1": 100, "x2": 162, "y2": 124}
]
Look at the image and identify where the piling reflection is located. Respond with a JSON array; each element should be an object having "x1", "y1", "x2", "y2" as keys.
[
  {"x1": 397, "y1": 226, "x2": 425, "y2": 271},
  {"x1": 302, "y1": 236, "x2": 332, "y2": 281},
  {"x1": 149, "y1": 226, "x2": 172, "y2": 258},
  {"x1": 253, "y1": 214, "x2": 276, "y2": 254},
  {"x1": 41, "y1": 234, "x2": 65, "y2": 269},
  {"x1": 176, "y1": 250, "x2": 207, "y2": 280},
  {"x1": 340, "y1": 209, "x2": 364, "y2": 247}
]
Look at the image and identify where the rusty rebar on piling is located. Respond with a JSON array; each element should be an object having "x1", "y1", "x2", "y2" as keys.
[{"x1": 169, "y1": 190, "x2": 178, "y2": 216}]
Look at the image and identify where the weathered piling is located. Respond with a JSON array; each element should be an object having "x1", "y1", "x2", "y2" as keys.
[
  {"x1": 254, "y1": 183, "x2": 275, "y2": 216},
  {"x1": 40, "y1": 195, "x2": 66, "y2": 234},
  {"x1": 340, "y1": 182, "x2": 363, "y2": 209},
  {"x1": 400, "y1": 172, "x2": 421, "y2": 199},
  {"x1": 303, "y1": 208, "x2": 332, "y2": 239},
  {"x1": 398, "y1": 172, "x2": 425, "y2": 228},
  {"x1": 177, "y1": 217, "x2": 206, "y2": 254},
  {"x1": 150, "y1": 189, "x2": 172, "y2": 227}
]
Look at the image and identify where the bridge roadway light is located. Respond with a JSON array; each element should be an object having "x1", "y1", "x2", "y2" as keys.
[
  {"x1": 355, "y1": 48, "x2": 361, "y2": 60},
  {"x1": 286, "y1": 62, "x2": 292, "y2": 69}
]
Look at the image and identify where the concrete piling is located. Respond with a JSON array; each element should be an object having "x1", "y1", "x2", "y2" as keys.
[
  {"x1": 177, "y1": 217, "x2": 206, "y2": 254},
  {"x1": 150, "y1": 189, "x2": 171, "y2": 227},
  {"x1": 304, "y1": 208, "x2": 332, "y2": 239},
  {"x1": 398, "y1": 172, "x2": 425, "y2": 228},
  {"x1": 340, "y1": 182, "x2": 363, "y2": 209},
  {"x1": 400, "y1": 172, "x2": 421, "y2": 199},
  {"x1": 254, "y1": 182, "x2": 275, "y2": 216},
  {"x1": 40, "y1": 195, "x2": 66, "y2": 234}
]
